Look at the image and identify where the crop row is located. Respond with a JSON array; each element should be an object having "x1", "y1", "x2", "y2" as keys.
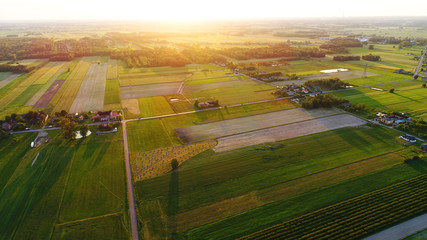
[
  {"x1": 133, "y1": 140, "x2": 216, "y2": 181},
  {"x1": 240, "y1": 174, "x2": 427, "y2": 240},
  {"x1": 50, "y1": 57, "x2": 97, "y2": 113}
]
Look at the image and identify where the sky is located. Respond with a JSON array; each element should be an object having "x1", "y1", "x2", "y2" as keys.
[{"x1": 1, "y1": 0, "x2": 427, "y2": 21}]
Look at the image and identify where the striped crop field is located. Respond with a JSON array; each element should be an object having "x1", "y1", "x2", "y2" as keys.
[
  {"x1": 0, "y1": 62, "x2": 67, "y2": 108},
  {"x1": 50, "y1": 57, "x2": 100, "y2": 113},
  {"x1": 240, "y1": 174, "x2": 427, "y2": 240},
  {"x1": 69, "y1": 62, "x2": 108, "y2": 113},
  {"x1": 26, "y1": 62, "x2": 70, "y2": 106}
]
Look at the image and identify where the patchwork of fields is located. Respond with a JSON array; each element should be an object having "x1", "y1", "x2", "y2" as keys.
[{"x1": 0, "y1": 40, "x2": 425, "y2": 240}]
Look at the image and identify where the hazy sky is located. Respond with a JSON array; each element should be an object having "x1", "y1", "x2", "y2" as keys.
[{"x1": 1, "y1": 0, "x2": 427, "y2": 21}]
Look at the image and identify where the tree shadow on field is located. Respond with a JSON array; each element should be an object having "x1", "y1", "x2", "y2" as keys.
[
  {"x1": 406, "y1": 158, "x2": 427, "y2": 173},
  {"x1": 393, "y1": 92, "x2": 423, "y2": 104},
  {"x1": 167, "y1": 170, "x2": 179, "y2": 239}
]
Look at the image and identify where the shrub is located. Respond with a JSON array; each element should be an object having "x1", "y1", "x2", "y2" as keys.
[
  {"x1": 171, "y1": 158, "x2": 179, "y2": 170},
  {"x1": 389, "y1": 88, "x2": 395, "y2": 93}
]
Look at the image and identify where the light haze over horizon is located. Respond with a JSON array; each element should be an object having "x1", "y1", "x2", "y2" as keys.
[{"x1": 1, "y1": 0, "x2": 427, "y2": 21}]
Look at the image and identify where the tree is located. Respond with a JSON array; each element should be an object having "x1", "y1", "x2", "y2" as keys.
[
  {"x1": 116, "y1": 115, "x2": 123, "y2": 121},
  {"x1": 171, "y1": 158, "x2": 179, "y2": 170},
  {"x1": 80, "y1": 123, "x2": 89, "y2": 138},
  {"x1": 389, "y1": 88, "x2": 395, "y2": 93},
  {"x1": 61, "y1": 118, "x2": 77, "y2": 139},
  {"x1": 423, "y1": 83, "x2": 426, "y2": 88},
  {"x1": 414, "y1": 75, "x2": 419, "y2": 79}
]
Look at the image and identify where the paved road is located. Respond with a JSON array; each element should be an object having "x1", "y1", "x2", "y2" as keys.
[
  {"x1": 363, "y1": 213, "x2": 427, "y2": 240},
  {"x1": 413, "y1": 45, "x2": 427, "y2": 78},
  {"x1": 121, "y1": 116, "x2": 139, "y2": 240}
]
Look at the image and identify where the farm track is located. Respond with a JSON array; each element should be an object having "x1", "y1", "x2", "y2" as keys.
[{"x1": 121, "y1": 114, "x2": 139, "y2": 240}]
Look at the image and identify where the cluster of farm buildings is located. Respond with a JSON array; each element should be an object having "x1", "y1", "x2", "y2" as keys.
[{"x1": 376, "y1": 112, "x2": 411, "y2": 126}]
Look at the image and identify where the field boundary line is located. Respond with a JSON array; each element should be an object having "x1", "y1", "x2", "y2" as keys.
[
  {"x1": 55, "y1": 212, "x2": 122, "y2": 227},
  {"x1": 48, "y1": 150, "x2": 76, "y2": 240}
]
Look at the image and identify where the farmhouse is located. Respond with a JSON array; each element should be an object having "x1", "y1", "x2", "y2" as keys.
[
  {"x1": 2, "y1": 122, "x2": 12, "y2": 131},
  {"x1": 377, "y1": 112, "x2": 411, "y2": 125},
  {"x1": 92, "y1": 111, "x2": 120, "y2": 122}
]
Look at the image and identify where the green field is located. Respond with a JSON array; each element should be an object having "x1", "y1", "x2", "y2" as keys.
[
  {"x1": 0, "y1": 129, "x2": 129, "y2": 240},
  {"x1": 332, "y1": 80, "x2": 427, "y2": 119},
  {"x1": 138, "y1": 96, "x2": 175, "y2": 117},
  {"x1": 131, "y1": 124, "x2": 417, "y2": 239},
  {"x1": 104, "y1": 79, "x2": 121, "y2": 105}
]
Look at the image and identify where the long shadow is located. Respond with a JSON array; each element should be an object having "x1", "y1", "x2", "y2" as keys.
[
  {"x1": 393, "y1": 92, "x2": 423, "y2": 104},
  {"x1": 406, "y1": 158, "x2": 427, "y2": 173},
  {"x1": 0, "y1": 144, "x2": 76, "y2": 239},
  {"x1": 167, "y1": 170, "x2": 179, "y2": 239}
]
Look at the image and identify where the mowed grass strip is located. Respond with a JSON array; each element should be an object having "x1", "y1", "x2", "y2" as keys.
[
  {"x1": 138, "y1": 96, "x2": 174, "y2": 117},
  {"x1": 69, "y1": 63, "x2": 108, "y2": 113},
  {"x1": 176, "y1": 152, "x2": 403, "y2": 232},
  {"x1": 50, "y1": 57, "x2": 99, "y2": 113}
]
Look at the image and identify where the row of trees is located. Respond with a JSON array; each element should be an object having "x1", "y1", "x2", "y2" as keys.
[
  {"x1": 332, "y1": 56, "x2": 361, "y2": 61},
  {"x1": 362, "y1": 54, "x2": 381, "y2": 61},
  {"x1": 218, "y1": 43, "x2": 325, "y2": 60},
  {"x1": 301, "y1": 94, "x2": 349, "y2": 109},
  {"x1": 303, "y1": 78, "x2": 349, "y2": 90}
]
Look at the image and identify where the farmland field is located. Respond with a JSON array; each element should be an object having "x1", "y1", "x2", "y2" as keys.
[
  {"x1": 133, "y1": 126, "x2": 418, "y2": 239},
  {"x1": 332, "y1": 80, "x2": 427, "y2": 119},
  {"x1": 26, "y1": 62, "x2": 70, "y2": 106},
  {"x1": 138, "y1": 96, "x2": 174, "y2": 117},
  {"x1": 0, "y1": 129, "x2": 129, "y2": 240},
  {"x1": 50, "y1": 57, "x2": 100, "y2": 113},
  {"x1": 69, "y1": 62, "x2": 108, "y2": 113},
  {"x1": 0, "y1": 62, "x2": 69, "y2": 109},
  {"x1": 213, "y1": 114, "x2": 366, "y2": 152},
  {"x1": 120, "y1": 82, "x2": 181, "y2": 99},
  {"x1": 0, "y1": 73, "x2": 21, "y2": 89},
  {"x1": 107, "y1": 59, "x2": 118, "y2": 80},
  {"x1": 119, "y1": 73, "x2": 190, "y2": 86},
  {"x1": 175, "y1": 108, "x2": 340, "y2": 143},
  {"x1": 127, "y1": 99, "x2": 296, "y2": 152},
  {"x1": 104, "y1": 78, "x2": 121, "y2": 106}
]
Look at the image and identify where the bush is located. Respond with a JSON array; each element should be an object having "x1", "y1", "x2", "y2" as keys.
[
  {"x1": 423, "y1": 83, "x2": 426, "y2": 88},
  {"x1": 389, "y1": 88, "x2": 395, "y2": 93},
  {"x1": 171, "y1": 158, "x2": 179, "y2": 170}
]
